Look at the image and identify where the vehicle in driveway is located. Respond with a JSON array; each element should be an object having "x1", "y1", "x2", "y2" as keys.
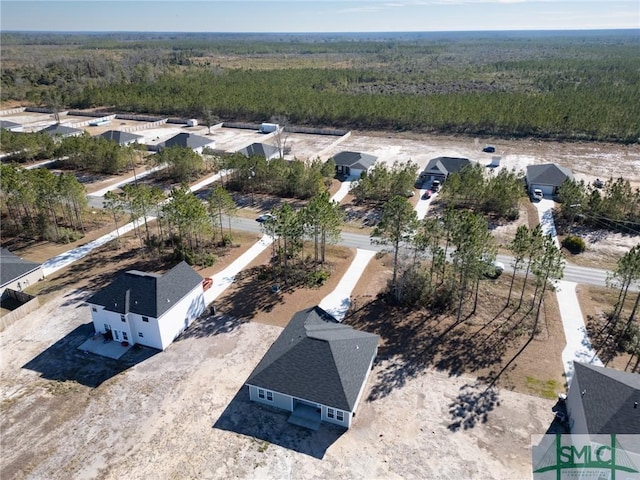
[
  {"x1": 482, "y1": 146, "x2": 496, "y2": 153},
  {"x1": 532, "y1": 189, "x2": 543, "y2": 201},
  {"x1": 422, "y1": 190, "x2": 433, "y2": 200},
  {"x1": 431, "y1": 180, "x2": 441, "y2": 192},
  {"x1": 256, "y1": 213, "x2": 275, "y2": 223}
]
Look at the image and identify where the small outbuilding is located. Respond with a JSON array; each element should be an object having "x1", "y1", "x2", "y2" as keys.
[
  {"x1": 416, "y1": 156, "x2": 473, "y2": 187},
  {"x1": 237, "y1": 142, "x2": 281, "y2": 161},
  {"x1": 0, "y1": 248, "x2": 43, "y2": 299},
  {"x1": 331, "y1": 151, "x2": 377, "y2": 179},
  {"x1": 525, "y1": 163, "x2": 574, "y2": 196},
  {"x1": 245, "y1": 305, "x2": 379, "y2": 430},
  {"x1": 86, "y1": 261, "x2": 206, "y2": 351}
]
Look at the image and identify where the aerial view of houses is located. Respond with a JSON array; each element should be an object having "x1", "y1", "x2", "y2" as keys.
[{"x1": 0, "y1": 4, "x2": 639, "y2": 479}]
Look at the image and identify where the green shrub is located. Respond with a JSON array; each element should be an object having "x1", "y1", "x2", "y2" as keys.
[{"x1": 562, "y1": 235, "x2": 586, "y2": 254}]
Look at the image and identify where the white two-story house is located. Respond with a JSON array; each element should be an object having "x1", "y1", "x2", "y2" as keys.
[{"x1": 87, "y1": 261, "x2": 206, "y2": 351}]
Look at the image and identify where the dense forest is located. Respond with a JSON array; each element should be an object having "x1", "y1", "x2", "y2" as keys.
[{"x1": 1, "y1": 30, "x2": 639, "y2": 142}]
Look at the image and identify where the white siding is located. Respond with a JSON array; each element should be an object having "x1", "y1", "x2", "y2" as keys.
[
  {"x1": 90, "y1": 306, "x2": 134, "y2": 345},
  {"x1": 128, "y1": 313, "x2": 163, "y2": 350},
  {"x1": 322, "y1": 406, "x2": 351, "y2": 428},
  {"x1": 156, "y1": 285, "x2": 205, "y2": 350}
]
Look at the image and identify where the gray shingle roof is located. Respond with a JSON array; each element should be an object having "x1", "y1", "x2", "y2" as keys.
[
  {"x1": 0, "y1": 120, "x2": 21, "y2": 130},
  {"x1": 39, "y1": 124, "x2": 83, "y2": 137},
  {"x1": 332, "y1": 151, "x2": 378, "y2": 171},
  {"x1": 421, "y1": 156, "x2": 472, "y2": 176},
  {"x1": 246, "y1": 306, "x2": 379, "y2": 412},
  {"x1": 572, "y1": 362, "x2": 640, "y2": 434},
  {"x1": 526, "y1": 163, "x2": 574, "y2": 187},
  {"x1": 87, "y1": 261, "x2": 202, "y2": 318},
  {"x1": 238, "y1": 143, "x2": 280, "y2": 159},
  {"x1": 99, "y1": 130, "x2": 143, "y2": 145},
  {"x1": 160, "y1": 132, "x2": 213, "y2": 150},
  {"x1": 0, "y1": 248, "x2": 42, "y2": 288}
]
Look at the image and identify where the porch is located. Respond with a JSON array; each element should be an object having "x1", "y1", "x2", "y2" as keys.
[
  {"x1": 78, "y1": 334, "x2": 132, "y2": 359},
  {"x1": 288, "y1": 402, "x2": 321, "y2": 431}
]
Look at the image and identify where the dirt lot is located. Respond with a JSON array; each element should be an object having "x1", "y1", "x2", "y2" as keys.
[{"x1": 0, "y1": 250, "x2": 558, "y2": 480}]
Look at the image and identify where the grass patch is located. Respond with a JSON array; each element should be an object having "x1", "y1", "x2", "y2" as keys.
[{"x1": 525, "y1": 376, "x2": 561, "y2": 400}]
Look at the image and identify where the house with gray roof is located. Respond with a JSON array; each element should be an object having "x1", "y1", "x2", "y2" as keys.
[
  {"x1": 331, "y1": 151, "x2": 377, "y2": 179},
  {"x1": 99, "y1": 130, "x2": 143, "y2": 146},
  {"x1": 565, "y1": 362, "x2": 640, "y2": 435},
  {"x1": 87, "y1": 261, "x2": 206, "y2": 351},
  {"x1": 39, "y1": 124, "x2": 84, "y2": 139},
  {"x1": 158, "y1": 132, "x2": 215, "y2": 154},
  {"x1": 237, "y1": 142, "x2": 280, "y2": 161},
  {"x1": 246, "y1": 306, "x2": 379, "y2": 429},
  {"x1": 525, "y1": 163, "x2": 574, "y2": 196},
  {"x1": 416, "y1": 156, "x2": 473, "y2": 187},
  {"x1": 0, "y1": 248, "x2": 43, "y2": 299}
]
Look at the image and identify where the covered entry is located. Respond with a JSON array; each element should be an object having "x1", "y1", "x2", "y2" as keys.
[{"x1": 289, "y1": 398, "x2": 321, "y2": 430}]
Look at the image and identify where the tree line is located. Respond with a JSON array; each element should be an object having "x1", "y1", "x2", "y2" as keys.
[
  {"x1": 372, "y1": 196, "x2": 564, "y2": 328},
  {"x1": 0, "y1": 164, "x2": 87, "y2": 243},
  {"x1": 557, "y1": 177, "x2": 640, "y2": 235}
]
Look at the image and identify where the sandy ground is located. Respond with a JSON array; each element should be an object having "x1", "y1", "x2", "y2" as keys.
[{"x1": 0, "y1": 288, "x2": 554, "y2": 480}]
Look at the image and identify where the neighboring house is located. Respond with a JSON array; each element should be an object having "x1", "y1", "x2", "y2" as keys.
[
  {"x1": 246, "y1": 306, "x2": 379, "y2": 429},
  {"x1": 525, "y1": 163, "x2": 574, "y2": 196},
  {"x1": 87, "y1": 261, "x2": 206, "y2": 351},
  {"x1": 99, "y1": 130, "x2": 143, "y2": 146},
  {"x1": 38, "y1": 124, "x2": 84, "y2": 138},
  {"x1": 158, "y1": 132, "x2": 215, "y2": 154},
  {"x1": 0, "y1": 120, "x2": 22, "y2": 132},
  {"x1": 237, "y1": 142, "x2": 281, "y2": 161},
  {"x1": 0, "y1": 248, "x2": 43, "y2": 299},
  {"x1": 331, "y1": 151, "x2": 377, "y2": 178},
  {"x1": 416, "y1": 156, "x2": 473, "y2": 186},
  {"x1": 565, "y1": 362, "x2": 640, "y2": 435}
]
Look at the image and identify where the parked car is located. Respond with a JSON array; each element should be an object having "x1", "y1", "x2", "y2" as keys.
[
  {"x1": 422, "y1": 190, "x2": 433, "y2": 200},
  {"x1": 483, "y1": 260, "x2": 505, "y2": 279},
  {"x1": 532, "y1": 189, "x2": 543, "y2": 201},
  {"x1": 256, "y1": 213, "x2": 275, "y2": 223},
  {"x1": 482, "y1": 145, "x2": 496, "y2": 153},
  {"x1": 593, "y1": 178, "x2": 604, "y2": 189},
  {"x1": 431, "y1": 180, "x2": 441, "y2": 192}
]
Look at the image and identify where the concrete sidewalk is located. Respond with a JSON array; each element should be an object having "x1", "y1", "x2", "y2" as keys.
[
  {"x1": 318, "y1": 248, "x2": 377, "y2": 321},
  {"x1": 557, "y1": 280, "x2": 603, "y2": 383},
  {"x1": 532, "y1": 198, "x2": 602, "y2": 383}
]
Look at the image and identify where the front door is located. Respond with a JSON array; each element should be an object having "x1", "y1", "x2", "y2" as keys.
[{"x1": 113, "y1": 330, "x2": 120, "y2": 341}]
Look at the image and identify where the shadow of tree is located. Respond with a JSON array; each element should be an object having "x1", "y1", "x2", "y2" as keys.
[
  {"x1": 345, "y1": 296, "x2": 537, "y2": 406},
  {"x1": 447, "y1": 381, "x2": 500, "y2": 431},
  {"x1": 213, "y1": 386, "x2": 345, "y2": 460}
]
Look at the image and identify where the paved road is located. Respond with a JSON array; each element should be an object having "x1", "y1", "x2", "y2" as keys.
[{"x1": 229, "y1": 216, "x2": 615, "y2": 288}]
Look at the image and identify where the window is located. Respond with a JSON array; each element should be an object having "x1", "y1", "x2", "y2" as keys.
[
  {"x1": 336, "y1": 410, "x2": 344, "y2": 422},
  {"x1": 258, "y1": 389, "x2": 265, "y2": 399},
  {"x1": 138, "y1": 332, "x2": 144, "y2": 338},
  {"x1": 142, "y1": 316, "x2": 149, "y2": 323},
  {"x1": 266, "y1": 391, "x2": 273, "y2": 401},
  {"x1": 104, "y1": 324, "x2": 110, "y2": 331},
  {"x1": 122, "y1": 332, "x2": 128, "y2": 341},
  {"x1": 92, "y1": 307, "x2": 97, "y2": 312},
  {"x1": 120, "y1": 315, "x2": 126, "y2": 322},
  {"x1": 327, "y1": 408, "x2": 335, "y2": 419}
]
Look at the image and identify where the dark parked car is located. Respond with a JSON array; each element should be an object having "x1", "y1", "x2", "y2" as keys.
[
  {"x1": 482, "y1": 145, "x2": 496, "y2": 153},
  {"x1": 256, "y1": 213, "x2": 275, "y2": 223},
  {"x1": 422, "y1": 190, "x2": 433, "y2": 200}
]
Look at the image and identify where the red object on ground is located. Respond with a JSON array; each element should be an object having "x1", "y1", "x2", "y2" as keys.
[
  {"x1": 202, "y1": 278, "x2": 213, "y2": 291},
  {"x1": 121, "y1": 341, "x2": 129, "y2": 347}
]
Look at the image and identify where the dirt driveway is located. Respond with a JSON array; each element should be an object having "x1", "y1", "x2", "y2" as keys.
[{"x1": 0, "y1": 286, "x2": 555, "y2": 480}]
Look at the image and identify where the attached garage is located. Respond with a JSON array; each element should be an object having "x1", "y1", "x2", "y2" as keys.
[{"x1": 525, "y1": 163, "x2": 574, "y2": 196}]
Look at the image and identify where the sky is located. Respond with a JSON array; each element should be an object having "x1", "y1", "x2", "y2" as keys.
[{"x1": 1, "y1": 0, "x2": 638, "y2": 33}]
